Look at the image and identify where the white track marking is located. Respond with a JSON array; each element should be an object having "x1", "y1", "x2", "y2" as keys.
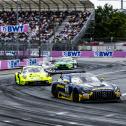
[
  {"x1": 68, "y1": 122, "x2": 78, "y2": 125},
  {"x1": 56, "y1": 112, "x2": 68, "y2": 115},
  {"x1": 122, "y1": 93, "x2": 126, "y2": 96},
  {"x1": 3, "y1": 120, "x2": 11, "y2": 123},
  {"x1": 96, "y1": 69, "x2": 126, "y2": 97},
  {"x1": 105, "y1": 114, "x2": 115, "y2": 117}
]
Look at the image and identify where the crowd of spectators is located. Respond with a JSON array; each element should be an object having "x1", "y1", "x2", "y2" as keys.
[
  {"x1": 0, "y1": 11, "x2": 65, "y2": 42},
  {"x1": 0, "y1": 10, "x2": 91, "y2": 43},
  {"x1": 55, "y1": 11, "x2": 91, "y2": 42}
]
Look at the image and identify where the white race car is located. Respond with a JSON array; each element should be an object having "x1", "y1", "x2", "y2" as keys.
[{"x1": 41, "y1": 61, "x2": 55, "y2": 72}]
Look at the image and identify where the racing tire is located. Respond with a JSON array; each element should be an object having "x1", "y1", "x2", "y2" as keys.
[
  {"x1": 72, "y1": 89, "x2": 80, "y2": 102},
  {"x1": 51, "y1": 85, "x2": 58, "y2": 98},
  {"x1": 116, "y1": 97, "x2": 122, "y2": 103},
  {"x1": 18, "y1": 77, "x2": 21, "y2": 85},
  {"x1": 18, "y1": 77, "x2": 25, "y2": 86},
  {"x1": 15, "y1": 75, "x2": 18, "y2": 85}
]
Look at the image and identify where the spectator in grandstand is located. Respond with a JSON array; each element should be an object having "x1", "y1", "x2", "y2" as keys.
[
  {"x1": 54, "y1": 10, "x2": 91, "y2": 43},
  {"x1": 0, "y1": 10, "x2": 90, "y2": 44}
]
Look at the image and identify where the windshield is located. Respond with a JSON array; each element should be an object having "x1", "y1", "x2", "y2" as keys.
[
  {"x1": 23, "y1": 67, "x2": 44, "y2": 73},
  {"x1": 85, "y1": 76, "x2": 100, "y2": 83},
  {"x1": 71, "y1": 74, "x2": 101, "y2": 85},
  {"x1": 57, "y1": 59, "x2": 72, "y2": 62}
]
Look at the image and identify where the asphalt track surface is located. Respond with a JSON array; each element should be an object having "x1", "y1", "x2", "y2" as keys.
[{"x1": 0, "y1": 60, "x2": 126, "y2": 126}]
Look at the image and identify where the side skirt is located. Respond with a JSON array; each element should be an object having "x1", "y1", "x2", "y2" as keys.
[{"x1": 58, "y1": 92, "x2": 72, "y2": 101}]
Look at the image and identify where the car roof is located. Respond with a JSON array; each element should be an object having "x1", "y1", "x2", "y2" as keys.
[{"x1": 23, "y1": 65, "x2": 43, "y2": 69}]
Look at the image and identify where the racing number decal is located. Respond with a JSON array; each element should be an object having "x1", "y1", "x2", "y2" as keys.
[{"x1": 65, "y1": 85, "x2": 69, "y2": 93}]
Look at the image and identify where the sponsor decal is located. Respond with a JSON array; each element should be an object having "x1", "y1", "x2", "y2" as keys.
[
  {"x1": 31, "y1": 50, "x2": 39, "y2": 56},
  {"x1": 102, "y1": 92, "x2": 107, "y2": 97},
  {"x1": 8, "y1": 59, "x2": 20, "y2": 69},
  {"x1": 42, "y1": 51, "x2": 50, "y2": 57},
  {"x1": 0, "y1": 24, "x2": 29, "y2": 33},
  {"x1": 57, "y1": 84, "x2": 65, "y2": 89},
  {"x1": 94, "y1": 51, "x2": 113, "y2": 57},
  {"x1": 28, "y1": 58, "x2": 37, "y2": 65},
  {"x1": 63, "y1": 51, "x2": 81, "y2": 57}
]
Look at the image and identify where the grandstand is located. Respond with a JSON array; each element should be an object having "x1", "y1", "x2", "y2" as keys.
[
  {"x1": 0, "y1": 0, "x2": 94, "y2": 11},
  {"x1": 0, "y1": 0, "x2": 94, "y2": 58}
]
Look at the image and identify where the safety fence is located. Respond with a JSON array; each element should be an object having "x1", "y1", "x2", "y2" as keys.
[{"x1": 0, "y1": 51, "x2": 126, "y2": 70}]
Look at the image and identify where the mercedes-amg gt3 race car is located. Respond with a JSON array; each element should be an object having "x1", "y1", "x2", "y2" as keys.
[
  {"x1": 54, "y1": 57, "x2": 77, "y2": 70},
  {"x1": 15, "y1": 66, "x2": 52, "y2": 85},
  {"x1": 51, "y1": 72, "x2": 121, "y2": 102}
]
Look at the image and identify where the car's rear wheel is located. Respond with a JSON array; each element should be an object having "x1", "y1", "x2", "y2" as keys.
[
  {"x1": 72, "y1": 89, "x2": 80, "y2": 102},
  {"x1": 18, "y1": 77, "x2": 26, "y2": 86},
  {"x1": 51, "y1": 85, "x2": 58, "y2": 98},
  {"x1": 15, "y1": 75, "x2": 18, "y2": 85}
]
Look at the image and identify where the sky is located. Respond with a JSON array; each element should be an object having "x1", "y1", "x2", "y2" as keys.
[{"x1": 90, "y1": 0, "x2": 126, "y2": 9}]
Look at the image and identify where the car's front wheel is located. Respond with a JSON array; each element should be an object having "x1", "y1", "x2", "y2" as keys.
[
  {"x1": 116, "y1": 97, "x2": 122, "y2": 103},
  {"x1": 51, "y1": 85, "x2": 58, "y2": 98},
  {"x1": 72, "y1": 89, "x2": 80, "y2": 102},
  {"x1": 15, "y1": 75, "x2": 18, "y2": 85}
]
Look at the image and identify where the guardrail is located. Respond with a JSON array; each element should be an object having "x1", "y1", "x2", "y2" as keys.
[{"x1": 0, "y1": 51, "x2": 126, "y2": 70}]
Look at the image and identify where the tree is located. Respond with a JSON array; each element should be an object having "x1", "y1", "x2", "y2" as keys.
[{"x1": 95, "y1": 4, "x2": 126, "y2": 39}]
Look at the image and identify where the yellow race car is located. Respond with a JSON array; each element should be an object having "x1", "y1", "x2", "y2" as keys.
[{"x1": 15, "y1": 66, "x2": 52, "y2": 85}]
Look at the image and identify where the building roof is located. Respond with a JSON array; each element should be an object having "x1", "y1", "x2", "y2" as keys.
[{"x1": 0, "y1": 0, "x2": 94, "y2": 11}]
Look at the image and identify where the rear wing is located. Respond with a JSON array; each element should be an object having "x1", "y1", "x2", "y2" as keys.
[{"x1": 47, "y1": 69, "x2": 86, "y2": 75}]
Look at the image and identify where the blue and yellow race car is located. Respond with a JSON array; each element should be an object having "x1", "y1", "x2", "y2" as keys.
[
  {"x1": 15, "y1": 66, "x2": 52, "y2": 85},
  {"x1": 51, "y1": 72, "x2": 121, "y2": 102}
]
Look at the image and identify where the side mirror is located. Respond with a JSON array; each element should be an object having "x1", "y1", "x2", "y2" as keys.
[
  {"x1": 18, "y1": 71, "x2": 21, "y2": 74},
  {"x1": 63, "y1": 79, "x2": 70, "y2": 84},
  {"x1": 100, "y1": 77, "x2": 104, "y2": 82},
  {"x1": 48, "y1": 73, "x2": 51, "y2": 76},
  {"x1": 17, "y1": 72, "x2": 21, "y2": 78}
]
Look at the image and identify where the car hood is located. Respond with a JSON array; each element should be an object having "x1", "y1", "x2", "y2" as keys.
[
  {"x1": 78, "y1": 81, "x2": 114, "y2": 90},
  {"x1": 55, "y1": 61, "x2": 72, "y2": 65},
  {"x1": 25, "y1": 72, "x2": 48, "y2": 77}
]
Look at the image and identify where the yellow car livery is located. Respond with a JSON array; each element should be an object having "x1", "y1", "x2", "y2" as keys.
[{"x1": 15, "y1": 66, "x2": 52, "y2": 85}]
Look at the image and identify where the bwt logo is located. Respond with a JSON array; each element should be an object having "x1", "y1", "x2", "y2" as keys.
[
  {"x1": 29, "y1": 58, "x2": 37, "y2": 65},
  {"x1": 8, "y1": 59, "x2": 20, "y2": 68},
  {"x1": 2, "y1": 25, "x2": 24, "y2": 33},
  {"x1": 63, "y1": 51, "x2": 81, "y2": 57},
  {"x1": 95, "y1": 52, "x2": 113, "y2": 57}
]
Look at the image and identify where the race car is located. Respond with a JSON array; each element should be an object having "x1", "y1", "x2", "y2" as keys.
[
  {"x1": 15, "y1": 65, "x2": 52, "y2": 85},
  {"x1": 51, "y1": 72, "x2": 121, "y2": 102},
  {"x1": 41, "y1": 61, "x2": 55, "y2": 72},
  {"x1": 54, "y1": 57, "x2": 78, "y2": 70}
]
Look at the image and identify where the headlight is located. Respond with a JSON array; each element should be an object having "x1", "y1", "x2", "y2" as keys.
[
  {"x1": 55, "y1": 64, "x2": 59, "y2": 67},
  {"x1": 22, "y1": 74, "x2": 27, "y2": 79},
  {"x1": 67, "y1": 63, "x2": 72, "y2": 66},
  {"x1": 45, "y1": 73, "x2": 51, "y2": 77},
  {"x1": 114, "y1": 87, "x2": 120, "y2": 92}
]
